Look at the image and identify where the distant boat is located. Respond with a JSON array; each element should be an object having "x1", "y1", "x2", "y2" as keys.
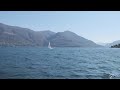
[{"x1": 48, "y1": 42, "x2": 53, "y2": 49}]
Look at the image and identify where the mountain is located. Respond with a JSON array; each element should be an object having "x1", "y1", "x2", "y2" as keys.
[
  {"x1": 96, "y1": 42, "x2": 107, "y2": 46},
  {"x1": 0, "y1": 23, "x2": 101, "y2": 47},
  {"x1": 105, "y1": 40, "x2": 120, "y2": 47},
  {"x1": 48, "y1": 31, "x2": 101, "y2": 47},
  {"x1": 111, "y1": 44, "x2": 120, "y2": 48},
  {"x1": 0, "y1": 23, "x2": 50, "y2": 46},
  {"x1": 35, "y1": 30, "x2": 56, "y2": 46},
  {"x1": 39, "y1": 30, "x2": 55, "y2": 39}
]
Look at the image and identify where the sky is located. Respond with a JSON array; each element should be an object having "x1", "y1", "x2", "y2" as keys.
[{"x1": 0, "y1": 11, "x2": 120, "y2": 43}]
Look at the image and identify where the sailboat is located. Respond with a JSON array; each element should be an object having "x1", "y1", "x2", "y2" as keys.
[{"x1": 48, "y1": 41, "x2": 53, "y2": 49}]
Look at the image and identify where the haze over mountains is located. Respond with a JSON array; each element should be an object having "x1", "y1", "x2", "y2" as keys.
[
  {"x1": 0, "y1": 23, "x2": 102, "y2": 47},
  {"x1": 105, "y1": 40, "x2": 120, "y2": 47},
  {"x1": 96, "y1": 42, "x2": 107, "y2": 46},
  {"x1": 96, "y1": 39, "x2": 120, "y2": 47}
]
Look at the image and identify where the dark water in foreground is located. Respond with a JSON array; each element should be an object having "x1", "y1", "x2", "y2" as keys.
[{"x1": 0, "y1": 47, "x2": 120, "y2": 79}]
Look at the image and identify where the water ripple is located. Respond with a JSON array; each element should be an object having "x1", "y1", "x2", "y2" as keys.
[{"x1": 0, "y1": 47, "x2": 120, "y2": 79}]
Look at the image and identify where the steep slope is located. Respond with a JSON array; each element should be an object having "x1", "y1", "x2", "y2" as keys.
[
  {"x1": 48, "y1": 31, "x2": 101, "y2": 47},
  {"x1": 0, "y1": 23, "x2": 47, "y2": 46},
  {"x1": 0, "y1": 23, "x2": 102, "y2": 47},
  {"x1": 37, "y1": 30, "x2": 56, "y2": 46}
]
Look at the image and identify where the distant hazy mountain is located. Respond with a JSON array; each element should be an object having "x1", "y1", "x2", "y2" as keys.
[
  {"x1": 48, "y1": 31, "x2": 101, "y2": 47},
  {"x1": 96, "y1": 42, "x2": 107, "y2": 46},
  {"x1": 39, "y1": 30, "x2": 56, "y2": 39},
  {"x1": 36, "y1": 30, "x2": 56, "y2": 46},
  {"x1": 0, "y1": 23, "x2": 48, "y2": 46},
  {"x1": 0, "y1": 23, "x2": 101, "y2": 47},
  {"x1": 105, "y1": 40, "x2": 120, "y2": 47}
]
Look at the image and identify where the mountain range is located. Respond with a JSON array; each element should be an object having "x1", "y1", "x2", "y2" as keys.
[
  {"x1": 105, "y1": 40, "x2": 120, "y2": 47},
  {"x1": 0, "y1": 23, "x2": 102, "y2": 47},
  {"x1": 97, "y1": 40, "x2": 120, "y2": 47}
]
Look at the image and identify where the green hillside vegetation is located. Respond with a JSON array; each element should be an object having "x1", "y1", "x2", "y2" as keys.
[{"x1": 111, "y1": 44, "x2": 120, "y2": 48}]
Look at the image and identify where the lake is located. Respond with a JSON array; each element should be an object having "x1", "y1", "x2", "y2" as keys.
[{"x1": 0, "y1": 47, "x2": 120, "y2": 79}]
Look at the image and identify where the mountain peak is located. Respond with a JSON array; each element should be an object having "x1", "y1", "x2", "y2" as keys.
[
  {"x1": 40, "y1": 30, "x2": 55, "y2": 33},
  {"x1": 0, "y1": 23, "x2": 101, "y2": 47},
  {"x1": 64, "y1": 30, "x2": 74, "y2": 33},
  {"x1": 64, "y1": 30, "x2": 71, "y2": 32}
]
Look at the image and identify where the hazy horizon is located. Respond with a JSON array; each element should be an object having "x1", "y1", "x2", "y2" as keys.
[{"x1": 0, "y1": 11, "x2": 120, "y2": 43}]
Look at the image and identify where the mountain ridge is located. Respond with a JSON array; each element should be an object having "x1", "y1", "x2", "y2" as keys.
[{"x1": 0, "y1": 23, "x2": 102, "y2": 47}]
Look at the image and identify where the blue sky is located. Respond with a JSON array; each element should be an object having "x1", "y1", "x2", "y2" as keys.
[{"x1": 0, "y1": 11, "x2": 120, "y2": 43}]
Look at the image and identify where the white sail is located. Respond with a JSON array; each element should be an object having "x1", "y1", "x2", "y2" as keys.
[{"x1": 48, "y1": 42, "x2": 53, "y2": 49}]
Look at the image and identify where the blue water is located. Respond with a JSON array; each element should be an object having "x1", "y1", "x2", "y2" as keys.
[{"x1": 0, "y1": 47, "x2": 120, "y2": 79}]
